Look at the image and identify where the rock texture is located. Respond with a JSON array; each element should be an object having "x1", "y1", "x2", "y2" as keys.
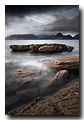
[
  {"x1": 12, "y1": 67, "x2": 42, "y2": 85},
  {"x1": 38, "y1": 45, "x2": 62, "y2": 52},
  {"x1": 10, "y1": 45, "x2": 30, "y2": 51},
  {"x1": 6, "y1": 78, "x2": 79, "y2": 115},
  {"x1": 10, "y1": 43, "x2": 74, "y2": 52},
  {"x1": 5, "y1": 55, "x2": 79, "y2": 115},
  {"x1": 47, "y1": 70, "x2": 69, "y2": 88},
  {"x1": 30, "y1": 44, "x2": 44, "y2": 52},
  {"x1": 44, "y1": 56, "x2": 79, "y2": 71}
]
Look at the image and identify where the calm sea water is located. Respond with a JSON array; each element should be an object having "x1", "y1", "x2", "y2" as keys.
[
  {"x1": 5, "y1": 40, "x2": 79, "y2": 68},
  {"x1": 5, "y1": 40, "x2": 79, "y2": 113}
]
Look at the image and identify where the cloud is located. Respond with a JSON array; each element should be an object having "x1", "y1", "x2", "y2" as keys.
[
  {"x1": 5, "y1": 14, "x2": 46, "y2": 37},
  {"x1": 5, "y1": 13, "x2": 56, "y2": 37},
  {"x1": 5, "y1": 5, "x2": 79, "y2": 15},
  {"x1": 5, "y1": 5, "x2": 79, "y2": 37},
  {"x1": 43, "y1": 14, "x2": 79, "y2": 34},
  {"x1": 5, "y1": 5, "x2": 79, "y2": 24},
  {"x1": 25, "y1": 14, "x2": 56, "y2": 24}
]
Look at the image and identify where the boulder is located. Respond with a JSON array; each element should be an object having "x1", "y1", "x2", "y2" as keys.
[
  {"x1": 48, "y1": 70, "x2": 69, "y2": 87},
  {"x1": 38, "y1": 44, "x2": 73, "y2": 52},
  {"x1": 30, "y1": 44, "x2": 44, "y2": 52},
  {"x1": 66, "y1": 45, "x2": 74, "y2": 51},
  {"x1": 44, "y1": 56, "x2": 79, "y2": 71},
  {"x1": 10, "y1": 45, "x2": 30, "y2": 51},
  {"x1": 38, "y1": 45, "x2": 62, "y2": 52},
  {"x1": 55, "y1": 45, "x2": 63, "y2": 52},
  {"x1": 39, "y1": 46, "x2": 55, "y2": 52},
  {"x1": 62, "y1": 45, "x2": 74, "y2": 51}
]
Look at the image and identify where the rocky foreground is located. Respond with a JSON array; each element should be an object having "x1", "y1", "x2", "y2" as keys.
[
  {"x1": 10, "y1": 43, "x2": 74, "y2": 52},
  {"x1": 6, "y1": 56, "x2": 79, "y2": 115},
  {"x1": 7, "y1": 78, "x2": 79, "y2": 115},
  {"x1": 44, "y1": 56, "x2": 79, "y2": 71}
]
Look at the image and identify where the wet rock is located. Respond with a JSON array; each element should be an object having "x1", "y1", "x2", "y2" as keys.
[
  {"x1": 62, "y1": 45, "x2": 74, "y2": 51},
  {"x1": 44, "y1": 56, "x2": 79, "y2": 71},
  {"x1": 66, "y1": 45, "x2": 74, "y2": 51},
  {"x1": 48, "y1": 70, "x2": 69, "y2": 88},
  {"x1": 30, "y1": 43, "x2": 73, "y2": 52},
  {"x1": 7, "y1": 78, "x2": 79, "y2": 115},
  {"x1": 12, "y1": 67, "x2": 42, "y2": 85},
  {"x1": 38, "y1": 45, "x2": 62, "y2": 52},
  {"x1": 10, "y1": 45, "x2": 30, "y2": 51},
  {"x1": 10, "y1": 43, "x2": 74, "y2": 52},
  {"x1": 30, "y1": 44, "x2": 44, "y2": 52}
]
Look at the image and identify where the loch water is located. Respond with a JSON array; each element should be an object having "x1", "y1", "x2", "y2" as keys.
[
  {"x1": 5, "y1": 40, "x2": 79, "y2": 66},
  {"x1": 5, "y1": 40, "x2": 79, "y2": 113}
]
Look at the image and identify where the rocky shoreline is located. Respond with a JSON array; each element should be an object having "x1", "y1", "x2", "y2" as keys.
[
  {"x1": 7, "y1": 78, "x2": 79, "y2": 115},
  {"x1": 6, "y1": 55, "x2": 79, "y2": 115},
  {"x1": 43, "y1": 56, "x2": 79, "y2": 71},
  {"x1": 10, "y1": 43, "x2": 74, "y2": 52}
]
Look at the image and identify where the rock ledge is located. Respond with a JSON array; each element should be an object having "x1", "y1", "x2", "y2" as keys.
[{"x1": 44, "y1": 56, "x2": 79, "y2": 71}]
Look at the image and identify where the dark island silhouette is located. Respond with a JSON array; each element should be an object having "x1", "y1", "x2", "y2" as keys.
[{"x1": 5, "y1": 33, "x2": 79, "y2": 40}]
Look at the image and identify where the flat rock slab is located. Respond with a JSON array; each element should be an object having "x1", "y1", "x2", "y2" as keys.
[
  {"x1": 10, "y1": 45, "x2": 30, "y2": 51},
  {"x1": 10, "y1": 43, "x2": 74, "y2": 52},
  {"x1": 44, "y1": 56, "x2": 79, "y2": 71}
]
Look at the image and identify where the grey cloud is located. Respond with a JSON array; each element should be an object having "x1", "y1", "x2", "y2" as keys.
[
  {"x1": 5, "y1": 5, "x2": 78, "y2": 16},
  {"x1": 5, "y1": 5, "x2": 79, "y2": 25},
  {"x1": 43, "y1": 15, "x2": 79, "y2": 33},
  {"x1": 5, "y1": 5, "x2": 79, "y2": 37}
]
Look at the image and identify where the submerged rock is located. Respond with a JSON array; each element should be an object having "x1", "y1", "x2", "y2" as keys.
[
  {"x1": 38, "y1": 59, "x2": 52, "y2": 63},
  {"x1": 12, "y1": 67, "x2": 42, "y2": 85},
  {"x1": 44, "y1": 56, "x2": 79, "y2": 71}
]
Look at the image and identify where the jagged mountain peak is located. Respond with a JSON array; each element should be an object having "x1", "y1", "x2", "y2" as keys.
[{"x1": 5, "y1": 33, "x2": 79, "y2": 40}]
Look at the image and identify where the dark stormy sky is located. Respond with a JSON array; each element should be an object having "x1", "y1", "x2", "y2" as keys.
[{"x1": 5, "y1": 5, "x2": 79, "y2": 37}]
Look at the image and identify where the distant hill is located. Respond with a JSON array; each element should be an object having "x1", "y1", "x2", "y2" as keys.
[
  {"x1": 5, "y1": 34, "x2": 38, "y2": 40},
  {"x1": 52, "y1": 33, "x2": 73, "y2": 40},
  {"x1": 5, "y1": 33, "x2": 79, "y2": 40},
  {"x1": 36, "y1": 34, "x2": 55, "y2": 39},
  {"x1": 73, "y1": 34, "x2": 79, "y2": 39}
]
